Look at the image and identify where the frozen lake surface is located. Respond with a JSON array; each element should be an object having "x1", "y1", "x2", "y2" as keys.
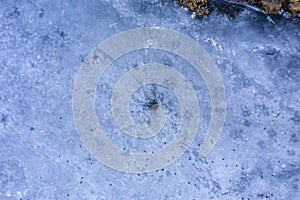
[{"x1": 0, "y1": 0, "x2": 299, "y2": 199}]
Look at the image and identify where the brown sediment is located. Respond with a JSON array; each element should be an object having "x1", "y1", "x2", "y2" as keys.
[
  {"x1": 260, "y1": 0, "x2": 284, "y2": 14},
  {"x1": 178, "y1": 0, "x2": 300, "y2": 17},
  {"x1": 287, "y1": 0, "x2": 300, "y2": 17},
  {"x1": 178, "y1": 0, "x2": 210, "y2": 17}
]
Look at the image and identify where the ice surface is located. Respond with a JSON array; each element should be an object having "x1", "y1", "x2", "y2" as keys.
[{"x1": 0, "y1": 0, "x2": 299, "y2": 199}]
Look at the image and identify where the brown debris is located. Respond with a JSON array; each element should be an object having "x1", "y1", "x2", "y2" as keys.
[
  {"x1": 260, "y1": 0, "x2": 284, "y2": 14},
  {"x1": 178, "y1": 0, "x2": 300, "y2": 17},
  {"x1": 287, "y1": 0, "x2": 300, "y2": 17},
  {"x1": 178, "y1": 0, "x2": 210, "y2": 17}
]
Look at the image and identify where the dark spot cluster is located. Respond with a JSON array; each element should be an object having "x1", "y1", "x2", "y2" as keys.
[
  {"x1": 39, "y1": 8, "x2": 45, "y2": 18},
  {"x1": 242, "y1": 107, "x2": 252, "y2": 117},
  {"x1": 255, "y1": 103, "x2": 270, "y2": 117},
  {"x1": 289, "y1": 133, "x2": 298, "y2": 143},
  {"x1": 6, "y1": 6, "x2": 20, "y2": 19},
  {"x1": 257, "y1": 193, "x2": 273, "y2": 198},
  {"x1": 40, "y1": 27, "x2": 69, "y2": 50},
  {"x1": 0, "y1": 113, "x2": 8, "y2": 123},
  {"x1": 290, "y1": 112, "x2": 300, "y2": 125}
]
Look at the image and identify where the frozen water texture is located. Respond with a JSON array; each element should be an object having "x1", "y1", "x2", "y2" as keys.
[{"x1": 0, "y1": 0, "x2": 299, "y2": 199}]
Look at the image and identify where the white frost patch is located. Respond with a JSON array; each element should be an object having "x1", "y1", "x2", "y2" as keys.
[{"x1": 205, "y1": 37, "x2": 223, "y2": 50}]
